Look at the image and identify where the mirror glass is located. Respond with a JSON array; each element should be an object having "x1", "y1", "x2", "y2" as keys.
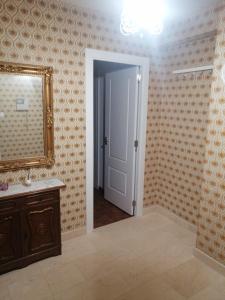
[{"x1": 0, "y1": 74, "x2": 44, "y2": 161}]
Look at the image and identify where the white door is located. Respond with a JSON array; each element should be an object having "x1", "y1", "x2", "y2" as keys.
[{"x1": 104, "y1": 66, "x2": 139, "y2": 215}]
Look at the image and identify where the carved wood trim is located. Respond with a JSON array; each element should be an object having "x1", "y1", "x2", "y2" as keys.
[{"x1": 0, "y1": 61, "x2": 54, "y2": 172}]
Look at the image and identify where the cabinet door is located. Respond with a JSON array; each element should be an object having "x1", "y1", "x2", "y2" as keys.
[
  {"x1": 0, "y1": 212, "x2": 21, "y2": 264},
  {"x1": 23, "y1": 201, "x2": 60, "y2": 255}
]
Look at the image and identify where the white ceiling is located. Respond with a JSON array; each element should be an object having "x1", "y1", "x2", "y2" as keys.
[{"x1": 65, "y1": 0, "x2": 219, "y2": 18}]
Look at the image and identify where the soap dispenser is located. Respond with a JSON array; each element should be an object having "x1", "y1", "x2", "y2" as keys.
[{"x1": 24, "y1": 169, "x2": 32, "y2": 186}]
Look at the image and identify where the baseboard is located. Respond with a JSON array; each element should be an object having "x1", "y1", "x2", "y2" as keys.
[
  {"x1": 193, "y1": 248, "x2": 225, "y2": 276},
  {"x1": 62, "y1": 227, "x2": 86, "y2": 241},
  {"x1": 144, "y1": 204, "x2": 197, "y2": 233}
]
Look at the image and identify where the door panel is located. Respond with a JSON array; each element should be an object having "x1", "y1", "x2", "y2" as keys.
[
  {"x1": 108, "y1": 167, "x2": 127, "y2": 195},
  {"x1": 104, "y1": 66, "x2": 139, "y2": 215},
  {"x1": 108, "y1": 81, "x2": 129, "y2": 161},
  {"x1": 23, "y1": 201, "x2": 60, "y2": 255},
  {"x1": 0, "y1": 211, "x2": 21, "y2": 264}
]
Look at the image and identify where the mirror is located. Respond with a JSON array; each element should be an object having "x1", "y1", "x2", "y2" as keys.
[
  {"x1": 0, "y1": 74, "x2": 44, "y2": 160},
  {"x1": 0, "y1": 62, "x2": 54, "y2": 172}
]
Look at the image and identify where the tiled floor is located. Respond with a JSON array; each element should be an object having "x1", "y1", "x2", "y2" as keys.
[
  {"x1": 0, "y1": 211, "x2": 225, "y2": 300},
  {"x1": 94, "y1": 189, "x2": 132, "y2": 228}
]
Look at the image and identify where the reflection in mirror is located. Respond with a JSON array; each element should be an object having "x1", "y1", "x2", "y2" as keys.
[{"x1": 0, "y1": 74, "x2": 44, "y2": 161}]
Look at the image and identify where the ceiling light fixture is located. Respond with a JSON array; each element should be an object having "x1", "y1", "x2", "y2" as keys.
[{"x1": 120, "y1": 0, "x2": 166, "y2": 36}]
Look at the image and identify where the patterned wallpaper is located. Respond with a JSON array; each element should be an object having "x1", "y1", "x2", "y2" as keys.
[
  {"x1": 144, "y1": 5, "x2": 219, "y2": 210},
  {"x1": 0, "y1": 0, "x2": 152, "y2": 233},
  {"x1": 143, "y1": 55, "x2": 163, "y2": 207},
  {"x1": 0, "y1": 74, "x2": 44, "y2": 160},
  {"x1": 197, "y1": 4, "x2": 225, "y2": 264},
  {"x1": 155, "y1": 36, "x2": 216, "y2": 225}
]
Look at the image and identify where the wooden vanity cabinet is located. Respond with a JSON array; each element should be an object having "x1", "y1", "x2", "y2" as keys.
[
  {"x1": 0, "y1": 188, "x2": 62, "y2": 275},
  {"x1": 0, "y1": 210, "x2": 21, "y2": 265}
]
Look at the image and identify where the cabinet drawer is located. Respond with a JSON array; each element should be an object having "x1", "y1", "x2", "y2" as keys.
[{"x1": 24, "y1": 190, "x2": 59, "y2": 206}]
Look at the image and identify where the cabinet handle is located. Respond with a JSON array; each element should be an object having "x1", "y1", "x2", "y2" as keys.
[
  {"x1": 27, "y1": 201, "x2": 40, "y2": 205},
  {"x1": 26, "y1": 198, "x2": 54, "y2": 206}
]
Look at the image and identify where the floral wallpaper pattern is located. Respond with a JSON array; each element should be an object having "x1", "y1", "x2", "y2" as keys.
[
  {"x1": 155, "y1": 36, "x2": 216, "y2": 225},
  {"x1": 197, "y1": 4, "x2": 225, "y2": 264}
]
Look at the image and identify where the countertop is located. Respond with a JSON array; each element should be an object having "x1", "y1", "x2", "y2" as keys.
[{"x1": 0, "y1": 178, "x2": 65, "y2": 200}]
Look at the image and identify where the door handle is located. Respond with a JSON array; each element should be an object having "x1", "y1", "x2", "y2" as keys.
[{"x1": 104, "y1": 137, "x2": 108, "y2": 146}]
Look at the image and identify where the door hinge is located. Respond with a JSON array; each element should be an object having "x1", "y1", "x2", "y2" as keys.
[
  {"x1": 132, "y1": 200, "x2": 137, "y2": 207},
  {"x1": 134, "y1": 140, "x2": 138, "y2": 151},
  {"x1": 137, "y1": 73, "x2": 142, "y2": 82}
]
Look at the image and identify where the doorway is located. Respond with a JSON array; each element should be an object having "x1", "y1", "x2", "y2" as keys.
[
  {"x1": 94, "y1": 61, "x2": 136, "y2": 228},
  {"x1": 85, "y1": 49, "x2": 149, "y2": 233}
]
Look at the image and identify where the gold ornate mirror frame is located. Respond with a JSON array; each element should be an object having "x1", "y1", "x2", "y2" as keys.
[{"x1": 0, "y1": 61, "x2": 54, "y2": 172}]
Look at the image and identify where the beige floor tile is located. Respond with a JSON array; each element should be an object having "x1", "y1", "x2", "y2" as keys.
[
  {"x1": 99, "y1": 253, "x2": 157, "y2": 289},
  {"x1": 116, "y1": 277, "x2": 186, "y2": 300},
  {"x1": 189, "y1": 285, "x2": 225, "y2": 300},
  {"x1": 115, "y1": 228, "x2": 178, "y2": 257},
  {"x1": 216, "y1": 279, "x2": 225, "y2": 293},
  {"x1": 159, "y1": 222, "x2": 195, "y2": 241},
  {"x1": 0, "y1": 287, "x2": 11, "y2": 300},
  {"x1": 95, "y1": 213, "x2": 172, "y2": 239},
  {"x1": 54, "y1": 274, "x2": 129, "y2": 300},
  {"x1": 115, "y1": 228, "x2": 187, "y2": 269},
  {"x1": 145, "y1": 242, "x2": 194, "y2": 275},
  {"x1": 37, "y1": 255, "x2": 64, "y2": 274},
  {"x1": 62, "y1": 235, "x2": 97, "y2": 260},
  {"x1": 0, "y1": 273, "x2": 13, "y2": 300},
  {"x1": 73, "y1": 250, "x2": 118, "y2": 280},
  {"x1": 9, "y1": 262, "x2": 43, "y2": 283},
  {"x1": 138, "y1": 212, "x2": 175, "y2": 229},
  {"x1": 86, "y1": 231, "x2": 117, "y2": 250},
  {"x1": 86, "y1": 231, "x2": 132, "y2": 260},
  {"x1": 44, "y1": 262, "x2": 85, "y2": 294},
  {"x1": 84, "y1": 270, "x2": 130, "y2": 300},
  {"x1": 179, "y1": 233, "x2": 197, "y2": 247},
  {"x1": 8, "y1": 277, "x2": 53, "y2": 300},
  {"x1": 162, "y1": 257, "x2": 225, "y2": 298},
  {"x1": 53, "y1": 283, "x2": 87, "y2": 300},
  {"x1": 0, "y1": 272, "x2": 13, "y2": 288},
  {"x1": 54, "y1": 271, "x2": 130, "y2": 300}
]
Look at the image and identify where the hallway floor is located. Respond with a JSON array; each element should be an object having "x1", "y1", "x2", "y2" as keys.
[
  {"x1": 94, "y1": 189, "x2": 132, "y2": 228},
  {"x1": 0, "y1": 211, "x2": 225, "y2": 300}
]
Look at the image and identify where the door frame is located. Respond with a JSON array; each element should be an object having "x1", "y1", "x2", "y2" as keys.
[{"x1": 85, "y1": 49, "x2": 149, "y2": 233}]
